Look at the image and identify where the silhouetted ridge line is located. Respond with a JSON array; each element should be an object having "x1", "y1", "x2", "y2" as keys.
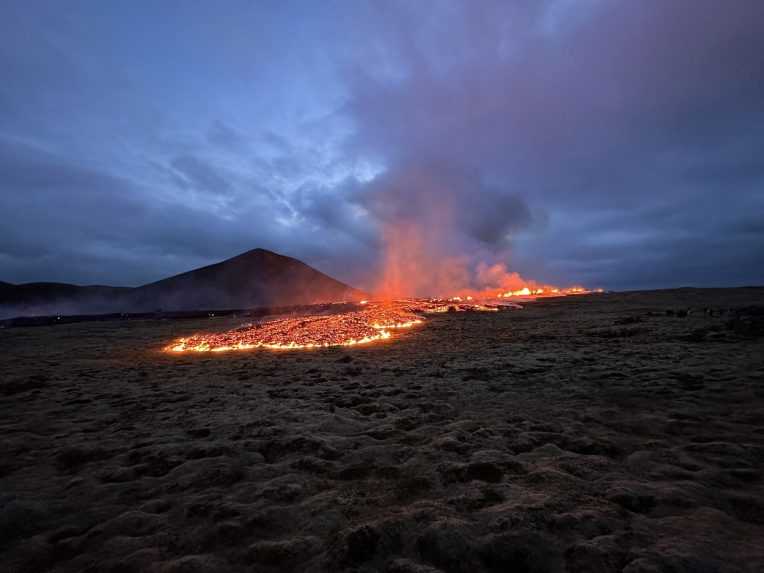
[{"x1": 0, "y1": 248, "x2": 365, "y2": 319}]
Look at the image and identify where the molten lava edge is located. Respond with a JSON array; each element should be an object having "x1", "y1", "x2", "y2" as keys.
[
  {"x1": 164, "y1": 290, "x2": 596, "y2": 353},
  {"x1": 166, "y1": 300, "x2": 489, "y2": 353}
]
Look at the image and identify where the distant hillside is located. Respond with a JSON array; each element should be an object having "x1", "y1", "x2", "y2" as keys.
[
  {"x1": 0, "y1": 282, "x2": 131, "y2": 318},
  {"x1": 129, "y1": 248, "x2": 364, "y2": 311},
  {"x1": 0, "y1": 249, "x2": 365, "y2": 318}
]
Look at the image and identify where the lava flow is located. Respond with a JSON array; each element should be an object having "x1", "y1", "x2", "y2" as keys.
[{"x1": 164, "y1": 299, "x2": 516, "y2": 353}]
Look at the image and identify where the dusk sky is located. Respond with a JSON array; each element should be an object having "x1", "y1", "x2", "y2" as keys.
[{"x1": 1, "y1": 0, "x2": 763, "y2": 292}]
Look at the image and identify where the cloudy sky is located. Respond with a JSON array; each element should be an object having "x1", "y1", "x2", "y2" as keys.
[{"x1": 1, "y1": 0, "x2": 763, "y2": 291}]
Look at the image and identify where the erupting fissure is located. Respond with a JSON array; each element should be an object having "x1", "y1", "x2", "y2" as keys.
[{"x1": 164, "y1": 288, "x2": 595, "y2": 353}]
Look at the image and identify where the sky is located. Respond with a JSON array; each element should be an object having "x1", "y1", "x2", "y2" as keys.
[{"x1": 1, "y1": 0, "x2": 763, "y2": 292}]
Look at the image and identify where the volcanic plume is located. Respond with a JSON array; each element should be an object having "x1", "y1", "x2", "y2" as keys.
[
  {"x1": 364, "y1": 164, "x2": 583, "y2": 301},
  {"x1": 164, "y1": 167, "x2": 595, "y2": 353},
  {"x1": 163, "y1": 194, "x2": 591, "y2": 353}
]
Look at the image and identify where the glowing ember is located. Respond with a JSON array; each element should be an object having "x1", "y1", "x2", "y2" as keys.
[
  {"x1": 166, "y1": 302, "x2": 416, "y2": 353},
  {"x1": 164, "y1": 299, "x2": 513, "y2": 353},
  {"x1": 495, "y1": 285, "x2": 590, "y2": 299},
  {"x1": 164, "y1": 289, "x2": 599, "y2": 353}
]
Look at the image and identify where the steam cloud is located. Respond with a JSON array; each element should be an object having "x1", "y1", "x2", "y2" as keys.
[{"x1": 353, "y1": 163, "x2": 537, "y2": 296}]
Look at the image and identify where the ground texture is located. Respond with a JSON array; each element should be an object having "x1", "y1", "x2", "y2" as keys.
[{"x1": 1, "y1": 288, "x2": 763, "y2": 572}]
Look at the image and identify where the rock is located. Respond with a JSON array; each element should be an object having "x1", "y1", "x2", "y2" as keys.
[
  {"x1": 247, "y1": 535, "x2": 320, "y2": 566},
  {"x1": 387, "y1": 557, "x2": 445, "y2": 572},
  {"x1": 448, "y1": 484, "x2": 504, "y2": 511},
  {"x1": 0, "y1": 500, "x2": 50, "y2": 544},
  {"x1": 607, "y1": 485, "x2": 656, "y2": 514},
  {"x1": 465, "y1": 462, "x2": 503, "y2": 483},
  {"x1": 522, "y1": 442, "x2": 566, "y2": 459},
  {"x1": 440, "y1": 462, "x2": 504, "y2": 484},
  {"x1": 565, "y1": 535, "x2": 628, "y2": 573},
  {"x1": 56, "y1": 446, "x2": 112, "y2": 471},
  {"x1": 98, "y1": 510, "x2": 162, "y2": 538},
  {"x1": 479, "y1": 532, "x2": 561, "y2": 573},
  {"x1": 1, "y1": 374, "x2": 49, "y2": 395},
  {"x1": 726, "y1": 306, "x2": 764, "y2": 338},
  {"x1": 417, "y1": 520, "x2": 479, "y2": 573},
  {"x1": 550, "y1": 510, "x2": 618, "y2": 539},
  {"x1": 186, "y1": 427, "x2": 211, "y2": 438},
  {"x1": 343, "y1": 524, "x2": 381, "y2": 564},
  {"x1": 614, "y1": 316, "x2": 642, "y2": 325},
  {"x1": 394, "y1": 474, "x2": 433, "y2": 500},
  {"x1": 433, "y1": 436, "x2": 468, "y2": 453},
  {"x1": 166, "y1": 457, "x2": 244, "y2": 490},
  {"x1": 159, "y1": 554, "x2": 227, "y2": 572}
]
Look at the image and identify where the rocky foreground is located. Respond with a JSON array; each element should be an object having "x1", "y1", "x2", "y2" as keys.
[{"x1": 1, "y1": 288, "x2": 763, "y2": 572}]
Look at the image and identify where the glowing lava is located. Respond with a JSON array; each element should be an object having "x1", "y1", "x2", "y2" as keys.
[
  {"x1": 164, "y1": 299, "x2": 517, "y2": 353},
  {"x1": 495, "y1": 286, "x2": 596, "y2": 298},
  {"x1": 164, "y1": 287, "x2": 600, "y2": 353}
]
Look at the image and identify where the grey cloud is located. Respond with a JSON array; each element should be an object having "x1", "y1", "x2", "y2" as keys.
[
  {"x1": 0, "y1": 137, "x2": 348, "y2": 285},
  {"x1": 207, "y1": 120, "x2": 250, "y2": 152},
  {"x1": 170, "y1": 154, "x2": 233, "y2": 196},
  {"x1": 355, "y1": 162, "x2": 535, "y2": 248},
  {"x1": 293, "y1": 181, "x2": 376, "y2": 247},
  {"x1": 0, "y1": 1, "x2": 762, "y2": 291},
  {"x1": 464, "y1": 193, "x2": 533, "y2": 246},
  {"x1": 340, "y1": 0, "x2": 764, "y2": 288}
]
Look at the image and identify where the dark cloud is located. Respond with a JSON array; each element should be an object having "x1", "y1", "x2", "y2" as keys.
[
  {"x1": 338, "y1": 0, "x2": 764, "y2": 288},
  {"x1": 465, "y1": 193, "x2": 533, "y2": 247},
  {"x1": 0, "y1": 1, "x2": 762, "y2": 290},
  {"x1": 170, "y1": 154, "x2": 232, "y2": 196},
  {"x1": 354, "y1": 162, "x2": 534, "y2": 249},
  {"x1": 207, "y1": 120, "x2": 250, "y2": 152},
  {"x1": 0, "y1": 136, "x2": 355, "y2": 285}
]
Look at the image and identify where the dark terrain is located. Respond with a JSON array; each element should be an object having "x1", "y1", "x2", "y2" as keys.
[
  {"x1": 1, "y1": 288, "x2": 763, "y2": 572},
  {"x1": 0, "y1": 249, "x2": 364, "y2": 319}
]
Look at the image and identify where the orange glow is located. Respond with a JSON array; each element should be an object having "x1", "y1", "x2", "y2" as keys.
[
  {"x1": 494, "y1": 285, "x2": 591, "y2": 299},
  {"x1": 164, "y1": 217, "x2": 602, "y2": 354},
  {"x1": 372, "y1": 217, "x2": 596, "y2": 301},
  {"x1": 164, "y1": 299, "x2": 515, "y2": 353}
]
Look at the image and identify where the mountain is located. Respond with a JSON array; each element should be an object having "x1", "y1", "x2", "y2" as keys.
[
  {"x1": 129, "y1": 248, "x2": 364, "y2": 311},
  {"x1": 0, "y1": 249, "x2": 365, "y2": 318}
]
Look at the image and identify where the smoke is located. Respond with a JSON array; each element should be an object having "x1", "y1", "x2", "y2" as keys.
[
  {"x1": 353, "y1": 162, "x2": 538, "y2": 297},
  {"x1": 335, "y1": 0, "x2": 764, "y2": 293}
]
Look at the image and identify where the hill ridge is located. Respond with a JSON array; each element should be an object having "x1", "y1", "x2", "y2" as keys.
[{"x1": 0, "y1": 249, "x2": 365, "y2": 318}]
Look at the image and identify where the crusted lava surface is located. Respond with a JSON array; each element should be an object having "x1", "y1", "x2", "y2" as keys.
[
  {"x1": 1, "y1": 288, "x2": 763, "y2": 572},
  {"x1": 163, "y1": 299, "x2": 512, "y2": 352}
]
